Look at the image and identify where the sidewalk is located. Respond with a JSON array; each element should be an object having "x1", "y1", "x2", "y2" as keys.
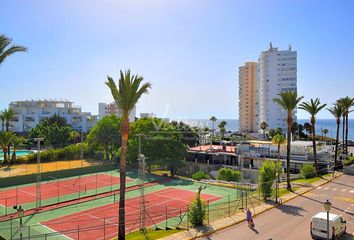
[{"x1": 159, "y1": 172, "x2": 342, "y2": 240}]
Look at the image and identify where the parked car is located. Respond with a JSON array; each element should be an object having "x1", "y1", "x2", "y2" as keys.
[{"x1": 310, "y1": 212, "x2": 346, "y2": 239}]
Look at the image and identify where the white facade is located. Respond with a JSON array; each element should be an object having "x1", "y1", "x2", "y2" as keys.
[
  {"x1": 238, "y1": 43, "x2": 297, "y2": 133},
  {"x1": 98, "y1": 102, "x2": 136, "y2": 122},
  {"x1": 140, "y1": 112, "x2": 156, "y2": 118},
  {"x1": 6, "y1": 100, "x2": 98, "y2": 133},
  {"x1": 258, "y1": 43, "x2": 297, "y2": 132}
]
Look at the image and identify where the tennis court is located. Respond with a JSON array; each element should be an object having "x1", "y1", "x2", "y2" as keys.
[
  {"x1": 0, "y1": 173, "x2": 129, "y2": 207},
  {"x1": 42, "y1": 188, "x2": 221, "y2": 240}
]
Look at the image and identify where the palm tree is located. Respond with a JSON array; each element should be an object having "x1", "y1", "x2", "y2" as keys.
[
  {"x1": 218, "y1": 120, "x2": 227, "y2": 139},
  {"x1": 2, "y1": 108, "x2": 16, "y2": 156},
  {"x1": 272, "y1": 133, "x2": 286, "y2": 203},
  {"x1": 299, "y1": 98, "x2": 327, "y2": 175},
  {"x1": 273, "y1": 91, "x2": 303, "y2": 190},
  {"x1": 210, "y1": 116, "x2": 217, "y2": 139},
  {"x1": 11, "y1": 136, "x2": 25, "y2": 162},
  {"x1": 0, "y1": 112, "x2": 4, "y2": 132},
  {"x1": 0, "y1": 34, "x2": 27, "y2": 65},
  {"x1": 0, "y1": 132, "x2": 14, "y2": 164},
  {"x1": 337, "y1": 97, "x2": 354, "y2": 154},
  {"x1": 105, "y1": 70, "x2": 151, "y2": 240},
  {"x1": 2, "y1": 108, "x2": 15, "y2": 132},
  {"x1": 327, "y1": 104, "x2": 343, "y2": 170},
  {"x1": 303, "y1": 122, "x2": 311, "y2": 137},
  {"x1": 322, "y1": 129, "x2": 328, "y2": 140},
  {"x1": 2, "y1": 108, "x2": 15, "y2": 156},
  {"x1": 260, "y1": 121, "x2": 268, "y2": 139}
]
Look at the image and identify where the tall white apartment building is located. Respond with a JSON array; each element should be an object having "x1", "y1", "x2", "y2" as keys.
[
  {"x1": 98, "y1": 102, "x2": 136, "y2": 122},
  {"x1": 239, "y1": 43, "x2": 297, "y2": 133},
  {"x1": 258, "y1": 43, "x2": 297, "y2": 132},
  {"x1": 7, "y1": 100, "x2": 98, "y2": 133}
]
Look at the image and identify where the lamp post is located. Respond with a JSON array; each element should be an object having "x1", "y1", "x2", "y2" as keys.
[
  {"x1": 323, "y1": 199, "x2": 332, "y2": 240},
  {"x1": 14, "y1": 205, "x2": 24, "y2": 240}
]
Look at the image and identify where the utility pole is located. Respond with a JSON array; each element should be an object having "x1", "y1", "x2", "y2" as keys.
[{"x1": 34, "y1": 138, "x2": 44, "y2": 209}]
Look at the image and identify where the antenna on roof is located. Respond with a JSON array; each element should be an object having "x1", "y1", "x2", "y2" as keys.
[
  {"x1": 269, "y1": 42, "x2": 273, "y2": 49},
  {"x1": 289, "y1": 44, "x2": 292, "y2": 51}
]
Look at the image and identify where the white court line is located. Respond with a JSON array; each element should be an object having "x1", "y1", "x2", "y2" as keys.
[
  {"x1": 316, "y1": 186, "x2": 322, "y2": 189},
  {"x1": 40, "y1": 223, "x2": 73, "y2": 240},
  {"x1": 350, "y1": 190, "x2": 354, "y2": 193},
  {"x1": 341, "y1": 189, "x2": 347, "y2": 192}
]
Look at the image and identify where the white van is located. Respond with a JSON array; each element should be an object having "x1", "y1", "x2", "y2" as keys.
[{"x1": 311, "y1": 212, "x2": 346, "y2": 239}]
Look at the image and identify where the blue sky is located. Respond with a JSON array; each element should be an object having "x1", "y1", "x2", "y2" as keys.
[{"x1": 1, "y1": 0, "x2": 354, "y2": 119}]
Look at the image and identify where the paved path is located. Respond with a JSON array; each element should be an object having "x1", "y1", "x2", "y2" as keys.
[{"x1": 199, "y1": 174, "x2": 354, "y2": 240}]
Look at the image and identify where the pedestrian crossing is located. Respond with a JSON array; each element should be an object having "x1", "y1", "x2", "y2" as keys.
[{"x1": 316, "y1": 186, "x2": 354, "y2": 193}]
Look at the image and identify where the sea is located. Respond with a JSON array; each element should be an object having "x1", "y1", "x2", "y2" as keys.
[{"x1": 178, "y1": 119, "x2": 354, "y2": 140}]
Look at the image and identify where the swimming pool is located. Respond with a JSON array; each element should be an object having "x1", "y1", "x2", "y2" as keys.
[{"x1": 0, "y1": 150, "x2": 34, "y2": 160}]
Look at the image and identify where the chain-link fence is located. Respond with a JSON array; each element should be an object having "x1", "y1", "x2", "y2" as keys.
[{"x1": 0, "y1": 182, "x2": 262, "y2": 240}]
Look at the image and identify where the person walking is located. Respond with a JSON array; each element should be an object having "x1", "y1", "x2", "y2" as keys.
[{"x1": 246, "y1": 209, "x2": 254, "y2": 228}]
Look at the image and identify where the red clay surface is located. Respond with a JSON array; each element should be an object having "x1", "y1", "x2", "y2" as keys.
[
  {"x1": 43, "y1": 188, "x2": 221, "y2": 240},
  {"x1": 0, "y1": 174, "x2": 128, "y2": 206}
]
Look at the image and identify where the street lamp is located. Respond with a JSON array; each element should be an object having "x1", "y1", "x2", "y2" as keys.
[
  {"x1": 323, "y1": 199, "x2": 332, "y2": 240},
  {"x1": 14, "y1": 205, "x2": 25, "y2": 240}
]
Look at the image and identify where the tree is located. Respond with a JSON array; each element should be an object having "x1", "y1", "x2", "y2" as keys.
[
  {"x1": 11, "y1": 136, "x2": 25, "y2": 162},
  {"x1": 322, "y1": 129, "x2": 328, "y2": 140},
  {"x1": 273, "y1": 91, "x2": 303, "y2": 190},
  {"x1": 2, "y1": 108, "x2": 15, "y2": 155},
  {"x1": 188, "y1": 186, "x2": 207, "y2": 227},
  {"x1": 218, "y1": 120, "x2": 227, "y2": 139},
  {"x1": 217, "y1": 168, "x2": 241, "y2": 182},
  {"x1": 0, "y1": 112, "x2": 5, "y2": 132},
  {"x1": 105, "y1": 69, "x2": 151, "y2": 240},
  {"x1": 303, "y1": 122, "x2": 312, "y2": 137},
  {"x1": 127, "y1": 118, "x2": 186, "y2": 174},
  {"x1": 0, "y1": 132, "x2": 14, "y2": 163},
  {"x1": 291, "y1": 122, "x2": 299, "y2": 140},
  {"x1": 210, "y1": 116, "x2": 217, "y2": 140},
  {"x1": 272, "y1": 134, "x2": 286, "y2": 202},
  {"x1": 29, "y1": 116, "x2": 72, "y2": 148},
  {"x1": 0, "y1": 34, "x2": 27, "y2": 65},
  {"x1": 70, "y1": 131, "x2": 81, "y2": 144},
  {"x1": 259, "y1": 161, "x2": 279, "y2": 200},
  {"x1": 327, "y1": 103, "x2": 343, "y2": 169},
  {"x1": 170, "y1": 121, "x2": 199, "y2": 146},
  {"x1": 87, "y1": 115, "x2": 121, "y2": 160},
  {"x1": 299, "y1": 98, "x2": 327, "y2": 174},
  {"x1": 337, "y1": 97, "x2": 354, "y2": 154},
  {"x1": 260, "y1": 121, "x2": 268, "y2": 139}
]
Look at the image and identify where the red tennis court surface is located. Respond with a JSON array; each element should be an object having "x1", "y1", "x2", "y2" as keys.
[
  {"x1": 0, "y1": 174, "x2": 128, "y2": 206},
  {"x1": 42, "y1": 188, "x2": 221, "y2": 240}
]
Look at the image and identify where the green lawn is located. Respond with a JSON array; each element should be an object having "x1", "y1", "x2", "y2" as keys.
[
  {"x1": 292, "y1": 173, "x2": 332, "y2": 184},
  {"x1": 111, "y1": 229, "x2": 181, "y2": 240}
]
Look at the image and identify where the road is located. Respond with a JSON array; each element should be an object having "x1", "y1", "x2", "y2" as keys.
[{"x1": 199, "y1": 174, "x2": 354, "y2": 240}]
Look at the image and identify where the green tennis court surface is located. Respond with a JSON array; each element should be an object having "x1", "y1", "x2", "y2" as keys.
[{"x1": 0, "y1": 171, "x2": 249, "y2": 240}]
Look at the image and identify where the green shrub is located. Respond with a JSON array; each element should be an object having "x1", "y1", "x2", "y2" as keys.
[
  {"x1": 188, "y1": 196, "x2": 207, "y2": 226},
  {"x1": 217, "y1": 168, "x2": 241, "y2": 182},
  {"x1": 300, "y1": 163, "x2": 317, "y2": 179},
  {"x1": 192, "y1": 171, "x2": 209, "y2": 181},
  {"x1": 259, "y1": 161, "x2": 279, "y2": 200},
  {"x1": 344, "y1": 156, "x2": 354, "y2": 165}
]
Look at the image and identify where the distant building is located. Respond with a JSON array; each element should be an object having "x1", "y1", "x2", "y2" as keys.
[
  {"x1": 238, "y1": 43, "x2": 297, "y2": 133},
  {"x1": 140, "y1": 112, "x2": 156, "y2": 118},
  {"x1": 98, "y1": 102, "x2": 136, "y2": 122},
  {"x1": 7, "y1": 100, "x2": 97, "y2": 133},
  {"x1": 239, "y1": 62, "x2": 258, "y2": 133}
]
